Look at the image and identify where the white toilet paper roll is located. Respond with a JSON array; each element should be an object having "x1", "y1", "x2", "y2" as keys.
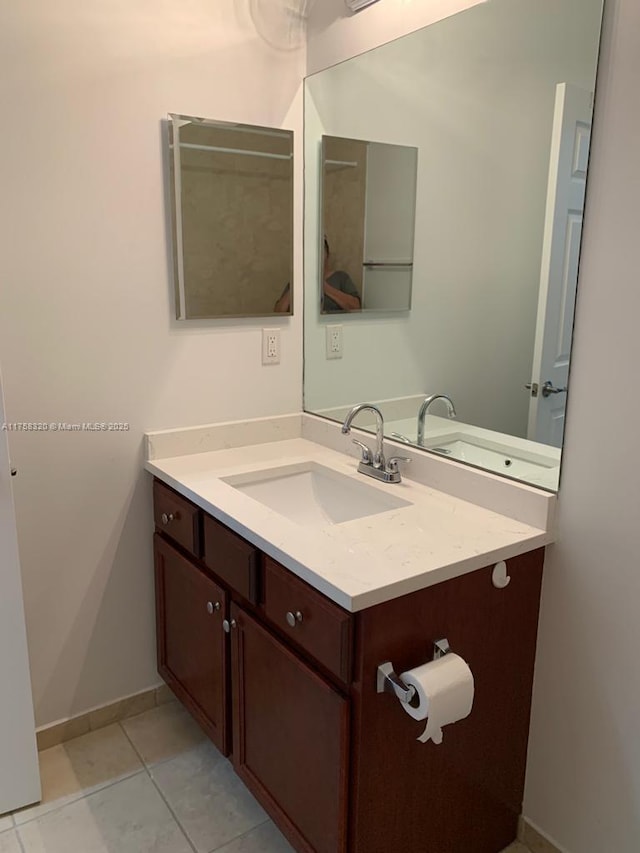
[{"x1": 400, "y1": 653, "x2": 474, "y2": 745}]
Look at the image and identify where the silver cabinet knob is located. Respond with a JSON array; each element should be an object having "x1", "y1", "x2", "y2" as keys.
[
  {"x1": 161, "y1": 512, "x2": 175, "y2": 525},
  {"x1": 207, "y1": 601, "x2": 221, "y2": 615},
  {"x1": 286, "y1": 611, "x2": 303, "y2": 628},
  {"x1": 223, "y1": 618, "x2": 237, "y2": 633}
]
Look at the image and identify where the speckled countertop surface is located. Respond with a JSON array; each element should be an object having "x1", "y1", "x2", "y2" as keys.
[{"x1": 145, "y1": 433, "x2": 552, "y2": 612}]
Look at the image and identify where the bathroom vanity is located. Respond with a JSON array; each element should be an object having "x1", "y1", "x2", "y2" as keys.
[{"x1": 146, "y1": 419, "x2": 553, "y2": 853}]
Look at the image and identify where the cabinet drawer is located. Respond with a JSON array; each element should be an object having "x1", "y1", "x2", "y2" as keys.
[
  {"x1": 203, "y1": 515, "x2": 259, "y2": 604},
  {"x1": 263, "y1": 558, "x2": 353, "y2": 683},
  {"x1": 153, "y1": 480, "x2": 201, "y2": 557}
]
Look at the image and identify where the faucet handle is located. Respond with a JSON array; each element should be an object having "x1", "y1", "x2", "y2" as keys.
[
  {"x1": 386, "y1": 455, "x2": 411, "y2": 474},
  {"x1": 351, "y1": 439, "x2": 372, "y2": 464}
]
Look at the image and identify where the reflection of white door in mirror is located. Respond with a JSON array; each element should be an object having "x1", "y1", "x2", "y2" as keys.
[{"x1": 528, "y1": 83, "x2": 592, "y2": 447}]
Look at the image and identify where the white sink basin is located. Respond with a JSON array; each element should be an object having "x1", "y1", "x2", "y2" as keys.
[
  {"x1": 222, "y1": 462, "x2": 411, "y2": 527},
  {"x1": 422, "y1": 433, "x2": 558, "y2": 479}
]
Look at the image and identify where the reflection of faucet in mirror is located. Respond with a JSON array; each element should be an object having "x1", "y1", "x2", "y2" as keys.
[
  {"x1": 417, "y1": 394, "x2": 457, "y2": 447},
  {"x1": 342, "y1": 404, "x2": 411, "y2": 484},
  {"x1": 322, "y1": 237, "x2": 361, "y2": 313},
  {"x1": 391, "y1": 432, "x2": 412, "y2": 444}
]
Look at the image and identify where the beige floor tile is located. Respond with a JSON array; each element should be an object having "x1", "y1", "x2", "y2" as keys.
[
  {"x1": 0, "y1": 818, "x2": 12, "y2": 834},
  {"x1": 151, "y1": 740, "x2": 268, "y2": 852},
  {"x1": 14, "y1": 723, "x2": 143, "y2": 826},
  {"x1": 214, "y1": 821, "x2": 295, "y2": 853},
  {"x1": 121, "y1": 700, "x2": 205, "y2": 767},
  {"x1": 502, "y1": 844, "x2": 530, "y2": 853},
  {"x1": 17, "y1": 772, "x2": 192, "y2": 853},
  {"x1": 0, "y1": 829, "x2": 22, "y2": 853}
]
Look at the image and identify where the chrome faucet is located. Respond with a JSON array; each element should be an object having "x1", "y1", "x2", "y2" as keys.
[
  {"x1": 342, "y1": 404, "x2": 385, "y2": 468},
  {"x1": 417, "y1": 394, "x2": 457, "y2": 446},
  {"x1": 341, "y1": 403, "x2": 410, "y2": 484}
]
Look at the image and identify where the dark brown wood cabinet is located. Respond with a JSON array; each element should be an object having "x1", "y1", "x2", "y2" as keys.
[
  {"x1": 153, "y1": 480, "x2": 201, "y2": 556},
  {"x1": 154, "y1": 533, "x2": 229, "y2": 753},
  {"x1": 262, "y1": 556, "x2": 353, "y2": 684},
  {"x1": 230, "y1": 603, "x2": 350, "y2": 853},
  {"x1": 152, "y1": 476, "x2": 545, "y2": 853}
]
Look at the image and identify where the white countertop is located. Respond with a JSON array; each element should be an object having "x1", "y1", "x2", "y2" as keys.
[{"x1": 145, "y1": 427, "x2": 553, "y2": 612}]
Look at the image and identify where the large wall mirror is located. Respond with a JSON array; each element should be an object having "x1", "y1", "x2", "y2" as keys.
[
  {"x1": 303, "y1": 0, "x2": 605, "y2": 491},
  {"x1": 168, "y1": 115, "x2": 294, "y2": 319}
]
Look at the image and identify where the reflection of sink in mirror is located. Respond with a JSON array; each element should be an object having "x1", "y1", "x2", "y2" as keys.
[
  {"x1": 222, "y1": 462, "x2": 411, "y2": 527},
  {"x1": 421, "y1": 433, "x2": 560, "y2": 483}
]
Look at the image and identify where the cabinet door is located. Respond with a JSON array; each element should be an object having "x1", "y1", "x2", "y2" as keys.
[
  {"x1": 230, "y1": 604, "x2": 349, "y2": 853},
  {"x1": 154, "y1": 533, "x2": 229, "y2": 754}
]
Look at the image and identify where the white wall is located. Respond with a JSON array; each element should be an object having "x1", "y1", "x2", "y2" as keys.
[
  {"x1": 0, "y1": 0, "x2": 304, "y2": 727},
  {"x1": 524, "y1": 0, "x2": 640, "y2": 849}
]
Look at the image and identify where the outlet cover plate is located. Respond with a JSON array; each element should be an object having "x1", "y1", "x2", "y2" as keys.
[
  {"x1": 326, "y1": 324, "x2": 343, "y2": 359},
  {"x1": 262, "y1": 328, "x2": 281, "y2": 365}
]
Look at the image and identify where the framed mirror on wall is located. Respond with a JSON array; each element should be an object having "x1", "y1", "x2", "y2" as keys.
[
  {"x1": 303, "y1": 0, "x2": 605, "y2": 491},
  {"x1": 167, "y1": 115, "x2": 294, "y2": 319},
  {"x1": 321, "y1": 135, "x2": 418, "y2": 313}
]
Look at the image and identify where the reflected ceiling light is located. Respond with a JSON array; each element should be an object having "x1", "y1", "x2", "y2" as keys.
[{"x1": 345, "y1": 0, "x2": 382, "y2": 12}]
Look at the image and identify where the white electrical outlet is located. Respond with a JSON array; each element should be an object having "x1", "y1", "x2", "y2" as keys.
[
  {"x1": 326, "y1": 324, "x2": 343, "y2": 359},
  {"x1": 262, "y1": 328, "x2": 280, "y2": 365}
]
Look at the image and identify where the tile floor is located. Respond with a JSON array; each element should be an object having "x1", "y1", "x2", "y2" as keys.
[{"x1": 0, "y1": 700, "x2": 533, "y2": 853}]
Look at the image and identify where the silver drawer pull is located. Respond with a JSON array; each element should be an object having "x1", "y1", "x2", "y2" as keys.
[
  {"x1": 207, "y1": 601, "x2": 221, "y2": 615},
  {"x1": 286, "y1": 611, "x2": 303, "y2": 628},
  {"x1": 161, "y1": 512, "x2": 175, "y2": 525},
  {"x1": 223, "y1": 618, "x2": 237, "y2": 633}
]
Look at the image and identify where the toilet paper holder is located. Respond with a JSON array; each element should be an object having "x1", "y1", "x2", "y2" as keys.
[{"x1": 376, "y1": 638, "x2": 451, "y2": 703}]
